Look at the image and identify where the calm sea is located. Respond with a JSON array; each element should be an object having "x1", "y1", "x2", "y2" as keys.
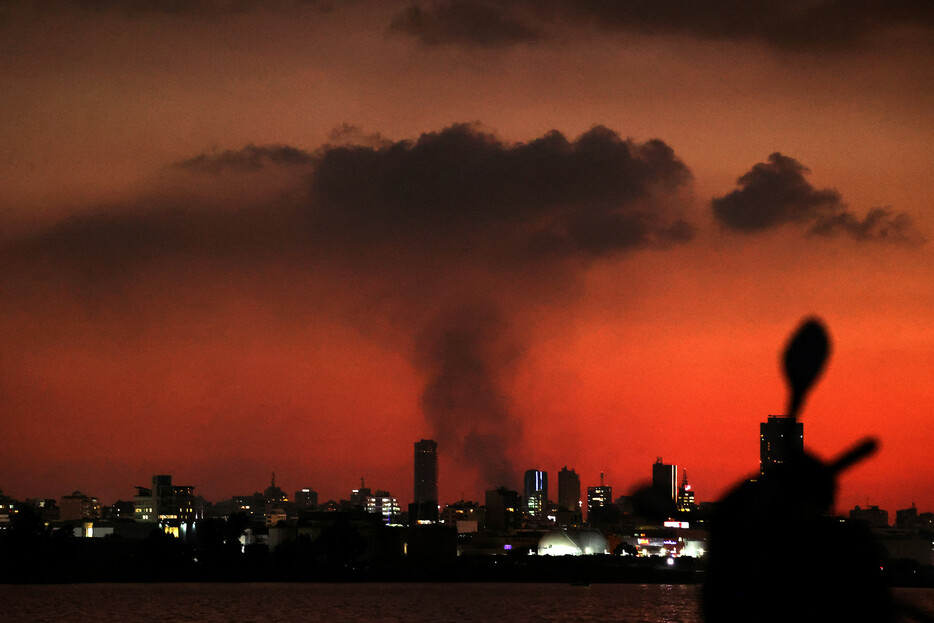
[{"x1": 2, "y1": 583, "x2": 934, "y2": 622}]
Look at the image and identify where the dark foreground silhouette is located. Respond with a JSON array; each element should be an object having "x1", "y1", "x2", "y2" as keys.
[{"x1": 702, "y1": 318, "x2": 929, "y2": 623}]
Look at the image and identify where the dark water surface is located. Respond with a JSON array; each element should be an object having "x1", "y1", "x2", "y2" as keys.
[{"x1": 2, "y1": 582, "x2": 933, "y2": 622}]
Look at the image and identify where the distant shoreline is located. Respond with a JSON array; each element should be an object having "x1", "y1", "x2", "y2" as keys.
[{"x1": 3, "y1": 554, "x2": 933, "y2": 587}]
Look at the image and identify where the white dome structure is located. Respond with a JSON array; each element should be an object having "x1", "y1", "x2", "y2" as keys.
[{"x1": 537, "y1": 529, "x2": 608, "y2": 556}]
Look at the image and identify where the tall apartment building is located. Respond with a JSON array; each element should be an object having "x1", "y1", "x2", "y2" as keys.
[
  {"x1": 558, "y1": 466, "x2": 581, "y2": 512},
  {"x1": 652, "y1": 458, "x2": 677, "y2": 504},
  {"x1": 412, "y1": 439, "x2": 439, "y2": 522},
  {"x1": 524, "y1": 469, "x2": 547, "y2": 518}
]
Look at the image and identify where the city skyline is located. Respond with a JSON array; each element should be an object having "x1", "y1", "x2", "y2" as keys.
[
  {"x1": 0, "y1": 405, "x2": 906, "y2": 513},
  {"x1": 0, "y1": 448, "x2": 685, "y2": 512},
  {"x1": 1, "y1": 429, "x2": 927, "y2": 524},
  {"x1": 1, "y1": 2, "x2": 933, "y2": 516}
]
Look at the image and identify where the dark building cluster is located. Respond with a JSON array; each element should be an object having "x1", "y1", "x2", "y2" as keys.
[{"x1": 2, "y1": 418, "x2": 932, "y2": 582}]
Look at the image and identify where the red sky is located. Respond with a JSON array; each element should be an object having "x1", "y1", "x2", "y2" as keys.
[{"x1": 1, "y1": 1, "x2": 933, "y2": 516}]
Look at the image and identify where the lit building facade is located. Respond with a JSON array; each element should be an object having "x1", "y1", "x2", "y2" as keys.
[
  {"x1": 350, "y1": 480, "x2": 371, "y2": 508},
  {"x1": 677, "y1": 471, "x2": 695, "y2": 513},
  {"x1": 524, "y1": 469, "x2": 547, "y2": 518},
  {"x1": 622, "y1": 526, "x2": 707, "y2": 559},
  {"x1": 295, "y1": 488, "x2": 318, "y2": 510},
  {"x1": 263, "y1": 473, "x2": 289, "y2": 527},
  {"x1": 538, "y1": 529, "x2": 608, "y2": 556},
  {"x1": 133, "y1": 475, "x2": 200, "y2": 527},
  {"x1": 59, "y1": 490, "x2": 101, "y2": 522},
  {"x1": 587, "y1": 485, "x2": 612, "y2": 521},
  {"x1": 366, "y1": 491, "x2": 402, "y2": 524},
  {"x1": 441, "y1": 500, "x2": 481, "y2": 533}
]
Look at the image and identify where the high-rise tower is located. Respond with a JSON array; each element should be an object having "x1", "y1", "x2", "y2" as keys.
[
  {"x1": 587, "y1": 472, "x2": 612, "y2": 524},
  {"x1": 557, "y1": 466, "x2": 581, "y2": 512},
  {"x1": 677, "y1": 470, "x2": 695, "y2": 513},
  {"x1": 412, "y1": 439, "x2": 438, "y2": 522},
  {"x1": 652, "y1": 458, "x2": 677, "y2": 504},
  {"x1": 524, "y1": 469, "x2": 547, "y2": 518},
  {"x1": 759, "y1": 415, "x2": 803, "y2": 475}
]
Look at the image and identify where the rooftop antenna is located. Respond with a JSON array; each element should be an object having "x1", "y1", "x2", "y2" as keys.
[{"x1": 600, "y1": 471, "x2": 604, "y2": 487}]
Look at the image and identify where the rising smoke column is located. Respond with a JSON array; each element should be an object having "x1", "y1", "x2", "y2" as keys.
[{"x1": 415, "y1": 304, "x2": 522, "y2": 489}]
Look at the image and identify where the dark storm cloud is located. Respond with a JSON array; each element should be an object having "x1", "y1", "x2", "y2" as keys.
[
  {"x1": 712, "y1": 153, "x2": 924, "y2": 245},
  {"x1": 554, "y1": 0, "x2": 934, "y2": 49},
  {"x1": 76, "y1": 0, "x2": 257, "y2": 14},
  {"x1": 391, "y1": 0, "x2": 934, "y2": 50},
  {"x1": 390, "y1": 1, "x2": 540, "y2": 46},
  {"x1": 309, "y1": 123, "x2": 693, "y2": 258},
  {"x1": 711, "y1": 153, "x2": 842, "y2": 232},
  {"x1": 7, "y1": 124, "x2": 692, "y2": 281},
  {"x1": 3, "y1": 0, "x2": 341, "y2": 18}
]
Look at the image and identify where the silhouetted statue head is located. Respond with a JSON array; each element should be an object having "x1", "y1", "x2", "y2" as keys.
[
  {"x1": 702, "y1": 317, "x2": 893, "y2": 623},
  {"x1": 782, "y1": 317, "x2": 829, "y2": 419}
]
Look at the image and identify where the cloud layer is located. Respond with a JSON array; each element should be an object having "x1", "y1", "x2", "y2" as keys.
[
  {"x1": 712, "y1": 153, "x2": 924, "y2": 245},
  {"x1": 711, "y1": 153, "x2": 843, "y2": 232},
  {"x1": 392, "y1": 0, "x2": 934, "y2": 50},
  {"x1": 16, "y1": 0, "x2": 339, "y2": 17},
  {"x1": 0, "y1": 118, "x2": 925, "y2": 500},
  {"x1": 309, "y1": 123, "x2": 693, "y2": 260},
  {"x1": 1, "y1": 123, "x2": 695, "y2": 492},
  {"x1": 391, "y1": 1, "x2": 539, "y2": 47},
  {"x1": 177, "y1": 145, "x2": 317, "y2": 174}
]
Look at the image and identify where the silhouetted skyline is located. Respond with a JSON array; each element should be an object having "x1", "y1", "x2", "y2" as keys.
[{"x1": 1, "y1": 1, "x2": 932, "y2": 515}]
